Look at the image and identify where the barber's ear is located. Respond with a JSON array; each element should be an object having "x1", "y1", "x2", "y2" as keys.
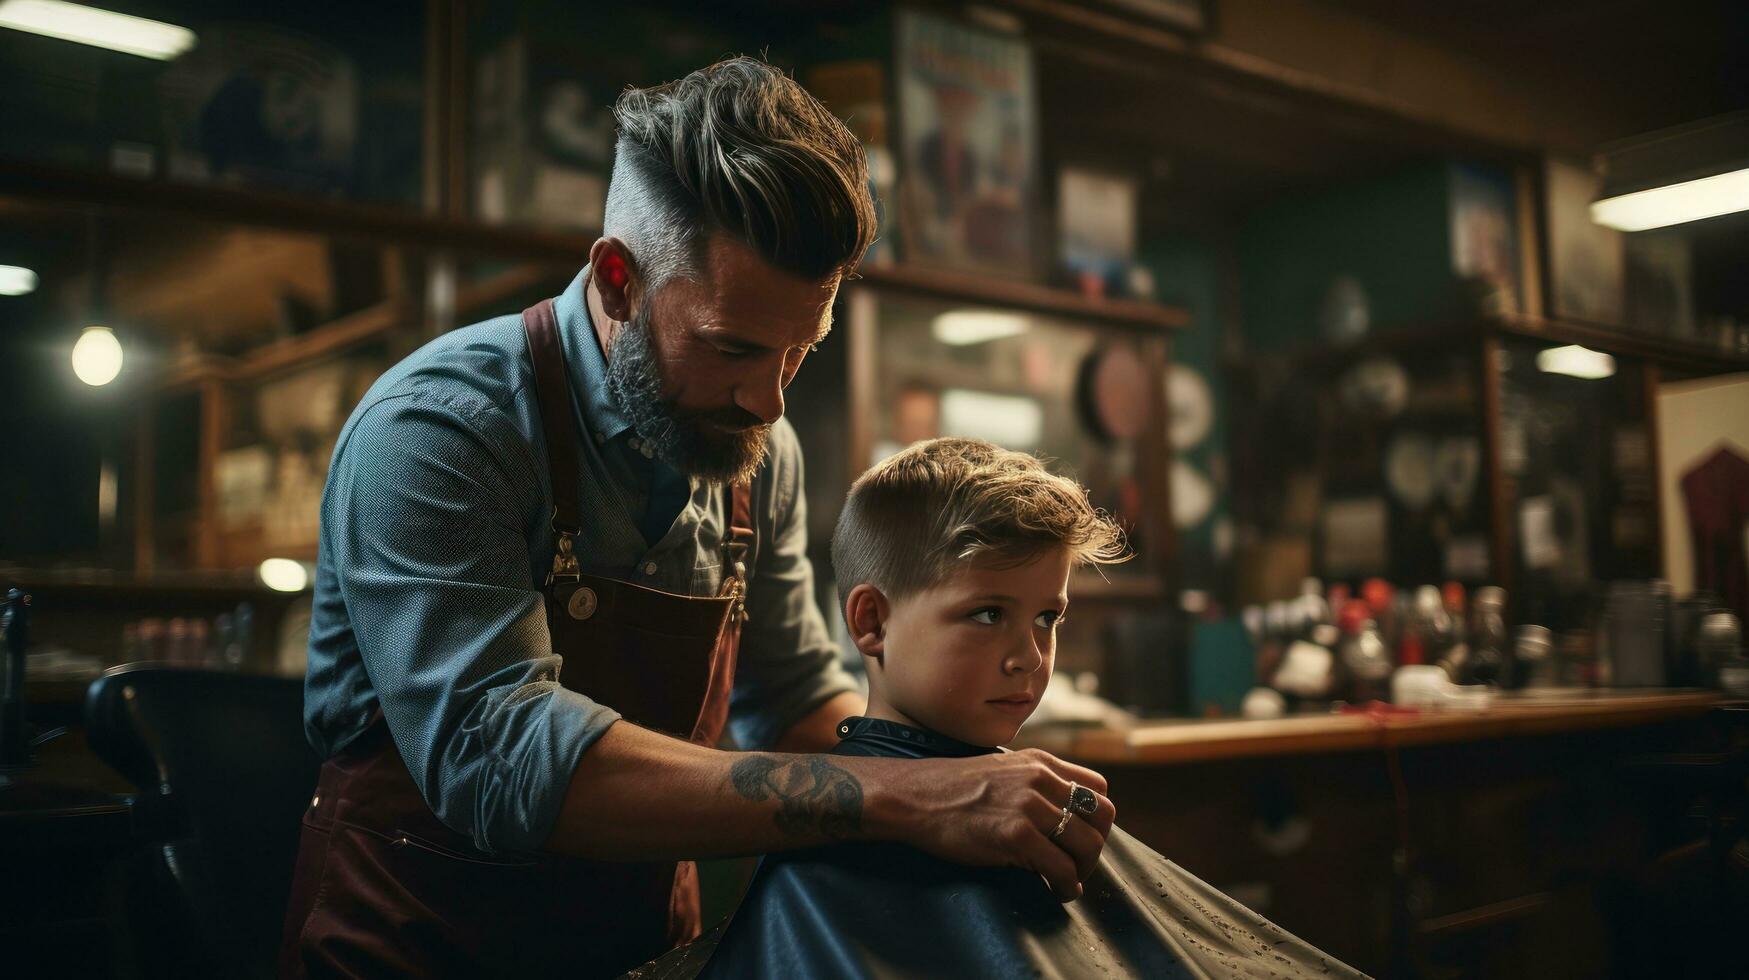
[
  {"x1": 844, "y1": 584, "x2": 888, "y2": 663},
  {"x1": 588, "y1": 237, "x2": 637, "y2": 323}
]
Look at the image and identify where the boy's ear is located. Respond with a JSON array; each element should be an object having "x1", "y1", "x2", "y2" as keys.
[{"x1": 844, "y1": 584, "x2": 889, "y2": 662}]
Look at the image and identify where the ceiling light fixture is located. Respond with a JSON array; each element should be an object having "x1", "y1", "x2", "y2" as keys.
[
  {"x1": 258, "y1": 558, "x2": 311, "y2": 593},
  {"x1": 1591, "y1": 167, "x2": 1749, "y2": 232},
  {"x1": 1592, "y1": 111, "x2": 1749, "y2": 232},
  {"x1": 0, "y1": 0, "x2": 195, "y2": 60},
  {"x1": 71, "y1": 325, "x2": 123, "y2": 386},
  {"x1": 1535, "y1": 345, "x2": 1615, "y2": 380},
  {"x1": 0, "y1": 264, "x2": 37, "y2": 296}
]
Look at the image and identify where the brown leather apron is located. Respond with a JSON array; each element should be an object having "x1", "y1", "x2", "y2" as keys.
[{"x1": 279, "y1": 299, "x2": 752, "y2": 979}]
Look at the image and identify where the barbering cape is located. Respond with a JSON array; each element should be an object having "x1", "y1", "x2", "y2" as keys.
[{"x1": 627, "y1": 718, "x2": 1367, "y2": 979}]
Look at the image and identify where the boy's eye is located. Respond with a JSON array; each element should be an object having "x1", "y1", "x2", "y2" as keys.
[
  {"x1": 1035, "y1": 611, "x2": 1065, "y2": 629},
  {"x1": 969, "y1": 607, "x2": 1002, "y2": 625}
]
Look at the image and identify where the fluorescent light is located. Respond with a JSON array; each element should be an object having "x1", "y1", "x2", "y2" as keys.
[
  {"x1": 258, "y1": 558, "x2": 310, "y2": 593},
  {"x1": 932, "y1": 309, "x2": 1030, "y2": 346},
  {"x1": 0, "y1": 0, "x2": 195, "y2": 60},
  {"x1": 1536, "y1": 345, "x2": 1615, "y2": 380},
  {"x1": 0, "y1": 265, "x2": 37, "y2": 296},
  {"x1": 71, "y1": 325, "x2": 123, "y2": 386},
  {"x1": 1591, "y1": 167, "x2": 1749, "y2": 232}
]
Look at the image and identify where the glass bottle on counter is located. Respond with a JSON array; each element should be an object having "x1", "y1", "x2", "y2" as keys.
[
  {"x1": 1600, "y1": 581, "x2": 1667, "y2": 687},
  {"x1": 1267, "y1": 592, "x2": 1339, "y2": 704},
  {"x1": 1464, "y1": 586, "x2": 1511, "y2": 687},
  {"x1": 1515, "y1": 625, "x2": 1555, "y2": 688},
  {"x1": 1337, "y1": 599, "x2": 1393, "y2": 703},
  {"x1": 1404, "y1": 585, "x2": 1455, "y2": 668},
  {"x1": 1701, "y1": 614, "x2": 1745, "y2": 696},
  {"x1": 1361, "y1": 578, "x2": 1397, "y2": 649}
]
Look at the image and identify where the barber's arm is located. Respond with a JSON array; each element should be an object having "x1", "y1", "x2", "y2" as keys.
[
  {"x1": 329, "y1": 395, "x2": 621, "y2": 856},
  {"x1": 554, "y1": 719, "x2": 1114, "y2": 901}
]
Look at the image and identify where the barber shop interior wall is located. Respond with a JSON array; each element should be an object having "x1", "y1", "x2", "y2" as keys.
[{"x1": 1656, "y1": 372, "x2": 1749, "y2": 596}]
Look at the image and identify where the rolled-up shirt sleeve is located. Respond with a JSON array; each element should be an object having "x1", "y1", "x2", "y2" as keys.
[
  {"x1": 728, "y1": 422, "x2": 860, "y2": 750},
  {"x1": 328, "y1": 389, "x2": 620, "y2": 854}
]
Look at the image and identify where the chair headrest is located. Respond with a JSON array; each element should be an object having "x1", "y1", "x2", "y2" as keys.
[{"x1": 85, "y1": 664, "x2": 314, "y2": 835}]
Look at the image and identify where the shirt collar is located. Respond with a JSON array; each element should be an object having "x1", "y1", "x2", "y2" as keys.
[
  {"x1": 554, "y1": 265, "x2": 635, "y2": 444},
  {"x1": 834, "y1": 716, "x2": 999, "y2": 759}
]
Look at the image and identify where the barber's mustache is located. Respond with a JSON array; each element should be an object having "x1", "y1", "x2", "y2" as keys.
[{"x1": 685, "y1": 407, "x2": 769, "y2": 433}]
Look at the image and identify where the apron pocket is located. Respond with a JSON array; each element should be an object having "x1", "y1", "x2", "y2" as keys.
[{"x1": 387, "y1": 828, "x2": 541, "y2": 868}]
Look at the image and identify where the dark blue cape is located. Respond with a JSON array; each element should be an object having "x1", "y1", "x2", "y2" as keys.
[{"x1": 628, "y1": 718, "x2": 1367, "y2": 979}]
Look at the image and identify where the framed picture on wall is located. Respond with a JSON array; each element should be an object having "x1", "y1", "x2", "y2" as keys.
[
  {"x1": 894, "y1": 9, "x2": 1038, "y2": 278},
  {"x1": 1543, "y1": 156, "x2": 1625, "y2": 326}
]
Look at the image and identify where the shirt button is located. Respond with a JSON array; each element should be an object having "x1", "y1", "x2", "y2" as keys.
[{"x1": 642, "y1": 561, "x2": 658, "y2": 575}]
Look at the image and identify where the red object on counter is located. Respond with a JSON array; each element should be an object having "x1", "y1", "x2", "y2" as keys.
[
  {"x1": 1338, "y1": 599, "x2": 1372, "y2": 633},
  {"x1": 1442, "y1": 581, "x2": 1466, "y2": 615},
  {"x1": 1362, "y1": 578, "x2": 1394, "y2": 617},
  {"x1": 1398, "y1": 631, "x2": 1426, "y2": 666}
]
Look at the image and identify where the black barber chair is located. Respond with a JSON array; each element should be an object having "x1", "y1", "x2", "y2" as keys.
[{"x1": 85, "y1": 664, "x2": 316, "y2": 979}]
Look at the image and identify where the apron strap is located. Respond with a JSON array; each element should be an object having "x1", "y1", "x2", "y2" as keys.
[
  {"x1": 521, "y1": 298, "x2": 582, "y2": 538},
  {"x1": 729, "y1": 483, "x2": 753, "y2": 553}
]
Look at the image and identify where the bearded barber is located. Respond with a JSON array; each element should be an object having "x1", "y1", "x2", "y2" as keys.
[{"x1": 280, "y1": 58, "x2": 1115, "y2": 979}]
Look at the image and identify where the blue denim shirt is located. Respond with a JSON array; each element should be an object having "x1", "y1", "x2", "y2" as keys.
[{"x1": 303, "y1": 268, "x2": 858, "y2": 854}]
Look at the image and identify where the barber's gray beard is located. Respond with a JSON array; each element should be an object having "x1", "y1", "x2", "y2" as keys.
[{"x1": 602, "y1": 308, "x2": 771, "y2": 484}]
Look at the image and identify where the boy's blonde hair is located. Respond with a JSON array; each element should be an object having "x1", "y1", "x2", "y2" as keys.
[{"x1": 831, "y1": 437, "x2": 1129, "y2": 608}]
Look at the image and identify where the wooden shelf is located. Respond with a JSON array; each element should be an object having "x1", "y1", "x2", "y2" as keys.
[
  {"x1": 0, "y1": 566, "x2": 304, "y2": 598},
  {"x1": 155, "y1": 301, "x2": 406, "y2": 392},
  {"x1": 0, "y1": 159, "x2": 595, "y2": 261},
  {"x1": 0, "y1": 160, "x2": 1186, "y2": 337},
  {"x1": 855, "y1": 262, "x2": 1189, "y2": 333},
  {"x1": 153, "y1": 263, "x2": 566, "y2": 392},
  {"x1": 1489, "y1": 314, "x2": 1749, "y2": 377},
  {"x1": 1229, "y1": 315, "x2": 1749, "y2": 378}
]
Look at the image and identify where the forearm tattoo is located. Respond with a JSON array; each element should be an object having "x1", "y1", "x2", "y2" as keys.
[{"x1": 730, "y1": 754, "x2": 863, "y2": 839}]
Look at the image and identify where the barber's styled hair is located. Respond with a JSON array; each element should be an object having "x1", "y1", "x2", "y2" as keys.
[
  {"x1": 605, "y1": 56, "x2": 877, "y2": 291},
  {"x1": 832, "y1": 438, "x2": 1129, "y2": 609}
]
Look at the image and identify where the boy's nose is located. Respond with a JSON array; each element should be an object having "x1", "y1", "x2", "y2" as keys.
[{"x1": 1004, "y1": 635, "x2": 1045, "y2": 674}]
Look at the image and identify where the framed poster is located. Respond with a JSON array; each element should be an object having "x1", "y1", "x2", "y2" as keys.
[
  {"x1": 1543, "y1": 157, "x2": 1624, "y2": 325},
  {"x1": 895, "y1": 10, "x2": 1038, "y2": 277}
]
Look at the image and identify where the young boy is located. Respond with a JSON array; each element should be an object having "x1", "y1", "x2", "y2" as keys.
[
  {"x1": 832, "y1": 436, "x2": 1128, "y2": 752},
  {"x1": 642, "y1": 439, "x2": 1366, "y2": 979}
]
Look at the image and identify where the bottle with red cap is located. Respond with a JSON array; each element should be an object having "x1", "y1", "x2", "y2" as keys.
[
  {"x1": 1338, "y1": 599, "x2": 1394, "y2": 702},
  {"x1": 1403, "y1": 585, "x2": 1455, "y2": 667}
]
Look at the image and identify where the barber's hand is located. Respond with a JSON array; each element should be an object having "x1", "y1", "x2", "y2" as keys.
[{"x1": 892, "y1": 748, "x2": 1116, "y2": 902}]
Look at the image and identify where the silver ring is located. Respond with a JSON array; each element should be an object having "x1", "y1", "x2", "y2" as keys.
[
  {"x1": 1049, "y1": 779, "x2": 1084, "y2": 841},
  {"x1": 1069, "y1": 784, "x2": 1098, "y2": 817},
  {"x1": 1049, "y1": 806, "x2": 1073, "y2": 841}
]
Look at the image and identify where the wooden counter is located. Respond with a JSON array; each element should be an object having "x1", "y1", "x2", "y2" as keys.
[
  {"x1": 1015, "y1": 690, "x2": 1745, "y2": 978},
  {"x1": 1017, "y1": 690, "x2": 1726, "y2": 765}
]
